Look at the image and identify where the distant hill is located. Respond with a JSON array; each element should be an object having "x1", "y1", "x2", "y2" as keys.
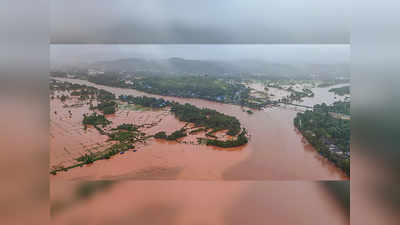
[
  {"x1": 91, "y1": 57, "x2": 231, "y2": 75},
  {"x1": 63, "y1": 57, "x2": 350, "y2": 79}
]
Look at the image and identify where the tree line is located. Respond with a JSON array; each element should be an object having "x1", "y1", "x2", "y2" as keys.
[{"x1": 294, "y1": 102, "x2": 350, "y2": 176}]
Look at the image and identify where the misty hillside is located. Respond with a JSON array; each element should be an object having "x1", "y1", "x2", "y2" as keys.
[{"x1": 81, "y1": 57, "x2": 349, "y2": 79}]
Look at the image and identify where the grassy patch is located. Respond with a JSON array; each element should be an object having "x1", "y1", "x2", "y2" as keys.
[{"x1": 118, "y1": 103, "x2": 150, "y2": 111}]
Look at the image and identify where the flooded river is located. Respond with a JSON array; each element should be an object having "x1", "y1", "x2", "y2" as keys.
[
  {"x1": 51, "y1": 78, "x2": 348, "y2": 180},
  {"x1": 51, "y1": 78, "x2": 349, "y2": 225},
  {"x1": 295, "y1": 83, "x2": 349, "y2": 107}
]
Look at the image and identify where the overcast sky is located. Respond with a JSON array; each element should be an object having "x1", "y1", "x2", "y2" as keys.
[
  {"x1": 51, "y1": 0, "x2": 349, "y2": 44},
  {"x1": 51, "y1": 44, "x2": 350, "y2": 65}
]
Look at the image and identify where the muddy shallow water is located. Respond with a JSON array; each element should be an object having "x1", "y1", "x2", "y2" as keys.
[{"x1": 51, "y1": 78, "x2": 348, "y2": 180}]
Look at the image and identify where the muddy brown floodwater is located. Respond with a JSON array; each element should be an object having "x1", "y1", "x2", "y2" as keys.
[
  {"x1": 51, "y1": 78, "x2": 348, "y2": 180},
  {"x1": 50, "y1": 78, "x2": 349, "y2": 225},
  {"x1": 51, "y1": 180, "x2": 348, "y2": 225}
]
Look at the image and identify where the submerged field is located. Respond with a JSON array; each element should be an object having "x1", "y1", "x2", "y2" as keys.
[
  {"x1": 50, "y1": 94, "x2": 250, "y2": 179},
  {"x1": 50, "y1": 80, "x2": 250, "y2": 179}
]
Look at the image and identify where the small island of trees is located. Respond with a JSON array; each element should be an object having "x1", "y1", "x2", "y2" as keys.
[
  {"x1": 94, "y1": 101, "x2": 117, "y2": 114},
  {"x1": 198, "y1": 128, "x2": 248, "y2": 148},
  {"x1": 119, "y1": 94, "x2": 249, "y2": 147}
]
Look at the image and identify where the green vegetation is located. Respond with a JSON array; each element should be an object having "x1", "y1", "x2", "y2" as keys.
[
  {"x1": 50, "y1": 80, "x2": 119, "y2": 129},
  {"x1": 189, "y1": 128, "x2": 207, "y2": 134},
  {"x1": 170, "y1": 102, "x2": 241, "y2": 136},
  {"x1": 50, "y1": 79, "x2": 250, "y2": 176},
  {"x1": 167, "y1": 129, "x2": 187, "y2": 140},
  {"x1": 294, "y1": 102, "x2": 350, "y2": 176},
  {"x1": 51, "y1": 121, "x2": 148, "y2": 175},
  {"x1": 108, "y1": 131, "x2": 137, "y2": 142},
  {"x1": 329, "y1": 85, "x2": 350, "y2": 96},
  {"x1": 120, "y1": 94, "x2": 244, "y2": 137},
  {"x1": 117, "y1": 75, "x2": 247, "y2": 102},
  {"x1": 95, "y1": 101, "x2": 117, "y2": 114},
  {"x1": 87, "y1": 73, "x2": 129, "y2": 88},
  {"x1": 118, "y1": 103, "x2": 150, "y2": 111},
  {"x1": 119, "y1": 95, "x2": 169, "y2": 108},
  {"x1": 119, "y1": 93, "x2": 249, "y2": 147},
  {"x1": 154, "y1": 129, "x2": 187, "y2": 141},
  {"x1": 88, "y1": 75, "x2": 270, "y2": 109},
  {"x1": 102, "y1": 106, "x2": 115, "y2": 114},
  {"x1": 50, "y1": 79, "x2": 113, "y2": 99},
  {"x1": 96, "y1": 89, "x2": 116, "y2": 101},
  {"x1": 82, "y1": 113, "x2": 111, "y2": 128},
  {"x1": 154, "y1": 131, "x2": 167, "y2": 139},
  {"x1": 112, "y1": 123, "x2": 139, "y2": 132},
  {"x1": 315, "y1": 101, "x2": 350, "y2": 115},
  {"x1": 198, "y1": 128, "x2": 249, "y2": 148},
  {"x1": 205, "y1": 131, "x2": 218, "y2": 139},
  {"x1": 76, "y1": 153, "x2": 96, "y2": 164},
  {"x1": 50, "y1": 80, "x2": 116, "y2": 113},
  {"x1": 100, "y1": 142, "x2": 136, "y2": 160},
  {"x1": 49, "y1": 81, "x2": 156, "y2": 175},
  {"x1": 265, "y1": 81, "x2": 315, "y2": 102},
  {"x1": 286, "y1": 87, "x2": 314, "y2": 101}
]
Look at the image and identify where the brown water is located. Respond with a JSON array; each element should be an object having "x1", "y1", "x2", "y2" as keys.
[
  {"x1": 50, "y1": 79, "x2": 349, "y2": 225},
  {"x1": 51, "y1": 180, "x2": 348, "y2": 225},
  {"x1": 51, "y1": 78, "x2": 348, "y2": 180}
]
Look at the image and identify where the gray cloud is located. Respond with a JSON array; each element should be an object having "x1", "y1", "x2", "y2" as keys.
[{"x1": 51, "y1": 0, "x2": 349, "y2": 44}]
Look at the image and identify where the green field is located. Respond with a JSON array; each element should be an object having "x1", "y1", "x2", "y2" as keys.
[{"x1": 118, "y1": 103, "x2": 151, "y2": 111}]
